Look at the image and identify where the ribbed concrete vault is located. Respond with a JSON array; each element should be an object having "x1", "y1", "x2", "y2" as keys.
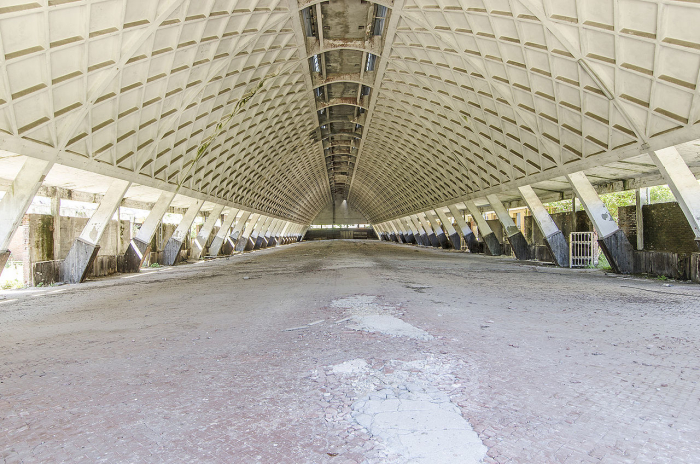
[{"x1": 1, "y1": 0, "x2": 700, "y2": 224}]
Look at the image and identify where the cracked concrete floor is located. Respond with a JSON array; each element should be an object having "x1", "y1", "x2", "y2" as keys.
[{"x1": 2, "y1": 240, "x2": 700, "y2": 463}]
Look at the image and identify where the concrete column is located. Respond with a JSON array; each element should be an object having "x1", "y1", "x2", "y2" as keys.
[
  {"x1": 465, "y1": 200, "x2": 501, "y2": 255},
  {"x1": 266, "y1": 220, "x2": 281, "y2": 247},
  {"x1": 248, "y1": 216, "x2": 266, "y2": 250},
  {"x1": 649, "y1": 146, "x2": 700, "y2": 250},
  {"x1": 228, "y1": 210, "x2": 251, "y2": 249},
  {"x1": 434, "y1": 208, "x2": 460, "y2": 250},
  {"x1": 163, "y1": 199, "x2": 204, "y2": 265},
  {"x1": 260, "y1": 218, "x2": 278, "y2": 248},
  {"x1": 635, "y1": 188, "x2": 649, "y2": 251},
  {"x1": 0, "y1": 158, "x2": 53, "y2": 274},
  {"x1": 407, "y1": 217, "x2": 426, "y2": 245},
  {"x1": 567, "y1": 171, "x2": 634, "y2": 274},
  {"x1": 278, "y1": 222, "x2": 290, "y2": 244},
  {"x1": 300, "y1": 226, "x2": 309, "y2": 241},
  {"x1": 410, "y1": 215, "x2": 429, "y2": 246},
  {"x1": 190, "y1": 204, "x2": 225, "y2": 261},
  {"x1": 124, "y1": 191, "x2": 176, "y2": 271},
  {"x1": 209, "y1": 208, "x2": 240, "y2": 256},
  {"x1": 236, "y1": 213, "x2": 261, "y2": 251},
  {"x1": 253, "y1": 216, "x2": 274, "y2": 249},
  {"x1": 425, "y1": 210, "x2": 450, "y2": 249},
  {"x1": 519, "y1": 185, "x2": 568, "y2": 267},
  {"x1": 62, "y1": 179, "x2": 131, "y2": 283},
  {"x1": 378, "y1": 223, "x2": 390, "y2": 241},
  {"x1": 399, "y1": 218, "x2": 416, "y2": 244},
  {"x1": 447, "y1": 205, "x2": 479, "y2": 253},
  {"x1": 389, "y1": 221, "x2": 404, "y2": 243},
  {"x1": 486, "y1": 195, "x2": 530, "y2": 260},
  {"x1": 397, "y1": 220, "x2": 413, "y2": 243},
  {"x1": 51, "y1": 194, "x2": 61, "y2": 260},
  {"x1": 416, "y1": 213, "x2": 439, "y2": 248}
]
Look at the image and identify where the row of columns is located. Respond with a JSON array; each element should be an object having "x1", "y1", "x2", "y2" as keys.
[
  {"x1": 0, "y1": 160, "x2": 308, "y2": 284},
  {"x1": 375, "y1": 147, "x2": 700, "y2": 274}
]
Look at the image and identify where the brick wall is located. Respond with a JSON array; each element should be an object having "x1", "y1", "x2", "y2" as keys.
[{"x1": 618, "y1": 202, "x2": 697, "y2": 253}]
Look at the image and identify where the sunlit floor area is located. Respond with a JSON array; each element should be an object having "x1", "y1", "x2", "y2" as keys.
[{"x1": 2, "y1": 240, "x2": 699, "y2": 464}]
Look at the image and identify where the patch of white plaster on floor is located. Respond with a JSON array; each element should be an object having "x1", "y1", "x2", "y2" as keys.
[
  {"x1": 349, "y1": 314, "x2": 434, "y2": 341},
  {"x1": 327, "y1": 357, "x2": 487, "y2": 463}
]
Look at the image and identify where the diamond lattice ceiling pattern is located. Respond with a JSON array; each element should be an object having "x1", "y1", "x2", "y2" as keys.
[{"x1": 1, "y1": 0, "x2": 700, "y2": 224}]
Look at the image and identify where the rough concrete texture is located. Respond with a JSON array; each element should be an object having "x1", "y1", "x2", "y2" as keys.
[
  {"x1": 545, "y1": 231, "x2": 570, "y2": 267},
  {"x1": 234, "y1": 236, "x2": 247, "y2": 252},
  {"x1": 0, "y1": 249, "x2": 11, "y2": 273},
  {"x1": 162, "y1": 237, "x2": 184, "y2": 266},
  {"x1": 506, "y1": 232, "x2": 531, "y2": 260},
  {"x1": 428, "y1": 233, "x2": 440, "y2": 248},
  {"x1": 61, "y1": 238, "x2": 100, "y2": 284},
  {"x1": 419, "y1": 234, "x2": 429, "y2": 246},
  {"x1": 448, "y1": 232, "x2": 461, "y2": 250},
  {"x1": 3, "y1": 240, "x2": 700, "y2": 463},
  {"x1": 464, "y1": 232, "x2": 480, "y2": 253},
  {"x1": 482, "y1": 232, "x2": 502, "y2": 256},
  {"x1": 254, "y1": 236, "x2": 265, "y2": 250},
  {"x1": 389, "y1": 233, "x2": 398, "y2": 243},
  {"x1": 268, "y1": 237, "x2": 278, "y2": 247},
  {"x1": 209, "y1": 236, "x2": 225, "y2": 256},
  {"x1": 123, "y1": 237, "x2": 150, "y2": 272},
  {"x1": 405, "y1": 233, "x2": 415, "y2": 244},
  {"x1": 600, "y1": 230, "x2": 635, "y2": 274}
]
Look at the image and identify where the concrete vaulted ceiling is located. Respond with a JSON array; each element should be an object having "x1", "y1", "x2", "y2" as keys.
[{"x1": 1, "y1": 0, "x2": 700, "y2": 224}]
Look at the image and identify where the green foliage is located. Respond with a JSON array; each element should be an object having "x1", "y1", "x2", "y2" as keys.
[
  {"x1": 649, "y1": 185, "x2": 675, "y2": 204},
  {"x1": 1, "y1": 279, "x2": 24, "y2": 290},
  {"x1": 597, "y1": 254, "x2": 612, "y2": 271},
  {"x1": 599, "y1": 190, "x2": 635, "y2": 222},
  {"x1": 150, "y1": 263, "x2": 161, "y2": 268}
]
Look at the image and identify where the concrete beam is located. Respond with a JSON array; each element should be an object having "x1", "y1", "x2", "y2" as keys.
[
  {"x1": 434, "y1": 208, "x2": 460, "y2": 250},
  {"x1": 124, "y1": 191, "x2": 176, "y2": 271},
  {"x1": 399, "y1": 218, "x2": 416, "y2": 244},
  {"x1": 0, "y1": 158, "x2": 53, "y2": 274},
  {"x1": 62, "y1": 179, "x2": 131, "y2": 283},
  {"x1": 567, "y1": 171, "x2": 634, "y2": 274},
  {"x1": 236, "y1": 213, "x2": 261, "y2": 252},
  {"x1": 163, "y1": 199, "x2": 204, "y2": 265},
  {"x1": 416, "y1": 213, "x2": 440, "y2": 248},
  {"x1": 465, "y1": 200, "x2": 501, "y2": 256},
  {"x1": 519, "y1": 185, "x2": 568, "y2": 267},
  {"x1": 191, "y1": 204, "x2": 225, "y2": 261},
  {"x1": 228, "y1": 210, "x2": 251, "y2": 249},
  {"x1": 425, "y1": 210, "x2": 450, "y2": 249},
  {"x1": 486, "y1": 194, "x2": 530, "y2": 260},
  {"x1": 649, "y1": 147, "x2": 700, "y2": 250},
  {"x1": 254, "y1": 217, "x2": 274, "y2": 250},
  {"x1": 447, "y1": 204, "x2": 479, "y2": 253},
  {"x1": 210, "y1": 208, "x2": 240, "y2": 256},
  {"x1": 410, "y1": 215, "x2": 430, "y2": 246}
]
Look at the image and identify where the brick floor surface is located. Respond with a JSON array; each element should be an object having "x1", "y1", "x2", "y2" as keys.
[{"x1": 1, "y1": 240, "x2": 699, "y2": 463}]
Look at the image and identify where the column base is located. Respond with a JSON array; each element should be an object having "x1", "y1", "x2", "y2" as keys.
[
  {"x1": 696, "y1": 238, "x2": 700, "y2": 251},
  {"x1": 406, "y1": 233, "x2": 415, "y2": 244},
  {"x1": 260, "y1": 237, "x2": 269, "y2": 249},
  {"x1": 507, "y1": 232, "x2": 531, "y2": 260},
  {"x1": 253, "y1": 236, "x2": 264, "y2": 250},
  {"x1": 448, "y1": 232, "x2": 461, "y2": 250},
  {"x1": 544, "y1": 231, "x2": 569, "y2": 267},
  {"x1": 0, "y1": 250, "x2": 10, "y2": 276},
  {"x1": 428, "y1": 233, "x2": 440, "y2": 248},
  {"x1": 389, "y1": 233, "x2": 398, "y2": 242},
  {"x1": 420, "y1": 234, "x2": 429, "y2": 246},
  {"x1": 244, "y1": 237, "x2": 256, "y2": 251},
  {"x1": 221, "y1": 239, "x2": 234, "y2": 255},
  {"x1": 163, "y1": 238, "x2": 184, "y2": 266},
  {"x1": 599, "y1": 230, "x2": 634, "y2": 274},
  {"x1": 482, "y1": 233, "x2": 502, "y2": 256},
  {"x1": 437, "y1": 233, "x2": 450, "y2": 249},
  {"x1": 209, "y1": 236, "x2": 225, "y2": 256},
  {"x1": 61, "y1": 239, "x2": 100, "y2": 284},
  {"x1": 268, "y1": 237, "x2": 278, "y2": 247},
  {"x1": 124, "y1": 238, "x2": 151, "y2": 273},
  {"x1": 297, "y1": 235, "x2": 303, "y2": 242},
  {"x1": 464, "y1": 232, "x2": 479, "y2": 253}
]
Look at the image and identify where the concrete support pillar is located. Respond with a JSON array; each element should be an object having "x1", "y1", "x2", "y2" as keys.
[
  {"x1": 124, "y1": 191, "x2": 176, "y2": 271},
  {"x1": 228, "y1": 210, "x2": 251, "y2": 250},
  {"x1": 486, "y1": 194, "x2": 530, "y2": 260},
  {"x1": 62, "y1": 179, "x2": 131, "y2": 283},
  {"x1": 282, "y1": 223, "x2": 294, "y2": 244},
  {"x1": 261, "y1": 218, "x2": 279, "y2": 248},
  {"x1": 248, "y1": 216, "x2": 266, "y2": 250},
  {"x1": 236, "y1": 213, "x2": 261, "y2": 251},
  {"x1": 410, "y1": 215, "x2": 429, "y2": 246},
  {"x1": 434, "y1": 208, "x2": 460, "y2": 250},
  {"x1": 266, "y1": 220, "x2": 281, "y2": 247},
  {"x1": 519, "y1": 185, "x2": 568, "y2": 267},
  {"x1": 300, "y1": 226, "x2": 309, "y2": 242},
  {"x1": 190, "y1": 204, "x2": 225, "y2": 261},
  {"x1": 163, "y1": 199, "x2": 204, "y2": 265},
  {"x1": 381, "y1": 223, "x2": 392, "y2": 242},
  {"x1": 0, "y1": 158, "x2": 53, "y2": 274},
  {"x1": 649, "y1": 147, "x2": 700, "y2": 250},
  {"x1": 635, "y1": 188, "x2": 649, "y2": 251},
  {"x1": 400, "y1": 218, "x2": 416, "y2": 243},
  {"x1": 209, "y1": 208, "x2": 240, "y2": 256},
  {"x1": 447, "y1": 205, "x2": 479, "y2": 253},
  {"x1": 416, "y1": 213, "x2": 439, "y2": 247},
  {"x1": 465, "y1": 200, "x2": 501, "y2": 255},
  {"x1": 567, "y1": 171, "x2": 634, "y2": 274},
  {"x1": 253, "y1": 217, "x2": 273, "y2": 249},
  {"x1": 278, "y1": 222, "x2": 290, "y2": 244},
  {"x1": 425, "y1": 210, "x2": 450, "y2": 249},
  {"x1": 389, "y1": 221, "x2": 404, "y2": 243}
]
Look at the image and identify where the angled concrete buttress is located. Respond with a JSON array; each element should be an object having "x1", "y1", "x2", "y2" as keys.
[
  {"x1": 300, "y1": 226, "x2": 309, "y2": 241},
  {"x1": 391, "y1": 221, "x2": 405, "y2": 243},
  {"x1": 465, "y1": 200, "x2": 501, "y2": 256},
  {"x1": 434, "y1": 208, "x2": 460, "y2": 250},
  {"x1": 417, "y1": 213, "x2": 440, "y2": 248},
  {"x1": 380, "y1": 223, "x2": 391, "y2": 241},
  {"x1": 397, "y1": 220, "x2": 412, "y2": 243},
  {"x1": 266, "y1": 220, "x2": 282, "y2": 247},
  {"x1": 163, "y1": 199, "x2": 204, "y2": 265},
  {"x1": 228, "y1": 211, "x2": 252, "y2": 249},
  {"x1": 190, "y1": 204, "x2": 225, "y2": 260},
  {"x1": 377, "y1": 224, "x2": 389, "y2": 241},
  {"x1": 567, "y1": 171, "x2": 634, "y2": 274},
  {"x1": 236, "y1": 213, "x2": 261, "y2": 251},
  {"x1": 0, "y1": 158, "x2": 53, "y2": 276},
  {"x1": 447, "y1": 205, "x2": 479, "y2": 253},
  {"x1": 209, "y1": 208, "x2": 240, "y2": 256},
  {"x1": 259, "y1": 218, "x2": 277, "y2": 248},
  {"x1": 278, "y1": 222, "x2": 291, "y2": 244},
  {"x1": 254, "y1": 217, "x2": 274, "y2": 249},
  {"x1": 386, "y1": 222, "x2": 398, "y2": 242},
  {"x1": 282, "y1": 223, "x2": 294, "y2": 244},
  {"x1": 425, "y1": 210, "x2": 451, "y2": 249},
  {"x1": 519, "y1": 186, "x2": 569, "y2": 267},
  {"x1": 400, "y1": 218, "x2": 416, "y2": 243},
  {"x1": 486, "y1": 194, "x2": 530, "y2": 260},
  {"x1": 62, "y1": 179, "x2": 130, "y2": 283},
  {"x1": 124, "y1": 191, "x2": 177, "y2": 272},
  {"x1": 649, "y1": 147, "x2": 700, "y2": 250},
  {"x1": 410, "y1": 215, "x2": 430, "y2": 246}
]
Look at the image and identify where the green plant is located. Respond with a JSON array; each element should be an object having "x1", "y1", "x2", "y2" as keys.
[
  {"x1": 150, "y1": 263, "x2": 161, "y2": 268},
  {"x1": 657, "y1": 275, "x2": 668, "y2": 281},
  {"x1": 1, "y1": 279, "x2": 24, "y2": 290},
  {"x1": 597, "y1": 254, "x2": 612, "y2": 271}
]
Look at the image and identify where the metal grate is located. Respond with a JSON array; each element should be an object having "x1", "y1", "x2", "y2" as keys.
[{"x1": 570, "y1": 232, "x2": 599, "y2": 268}]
